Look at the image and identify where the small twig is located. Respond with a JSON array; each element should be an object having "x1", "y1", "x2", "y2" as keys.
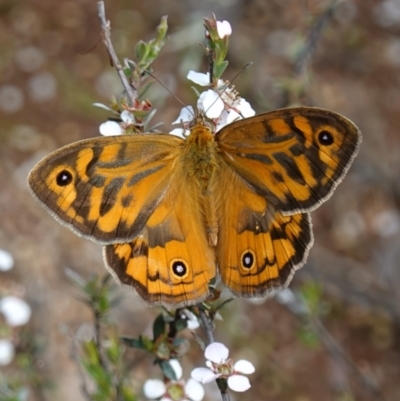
[
  {"x1": 199, "y1": 309, "x2": 215, "y2": 345},
  {"x1": 69, "y1": 330, "x2": 92, "y2": 401},
  {"x1": 279, "y1": 0, "x2": 341, "y2": 107},
  {"x1": 294, "y1": 0, "x2": 341, "y2": 77},
  {"x1": 97, "y1": 1, "x2": 137, "y2": 106},
  {"x1": 93, "y1": 309, "x2": 109, "y2": 370},
  {"x1": 198, "y1": 309, "x2": 231, "y2": 401},
  {"x1": 311, "y1": 318, "x2": 388, "y2": 401}
]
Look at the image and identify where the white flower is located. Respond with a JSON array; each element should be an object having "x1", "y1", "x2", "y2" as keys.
[
  {"x1": 187, "y1": 71, "x2": 210, "y2": 86},
  {"x1": 216, "y1": 21, "x2": 232, "y2": 39},
  {"x1": 185, "y1": 70, "x2": 255, "y2": 132},
  {"x1": 191, "y1": 342, "x2": 255, "y2": 393},
  {"x1": 0, "y1": 249, "x2": 14, "y2": 271},
  {"x1": 172, "y1": 106, "x2": 194, "y2": 125},
  {"x1": 170, "y1": 106, "x2": 194, "y2": 137},
  {"x1": 143, "y1": 359, "x2": 204, "y2": 401},
  {"x1": 0, "y1": 339, "x2": 15, "y2": 366},
  {"x1": 0, "y1": 296, "x2": 31, "y2": 327},
  {"x1": 121, "y1": 110, "x2": 135, "y2": 124},
  {"x1": 180, "y1": 309, "x2": 200, "y2": 330},
  {"x1": 99, "y1": 120, "x2": 122, "y2": 136},
  {"x1": 197, "y1": 90, "x2": 224, "y2": 119}
]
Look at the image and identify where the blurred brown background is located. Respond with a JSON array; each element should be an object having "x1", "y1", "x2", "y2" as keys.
[{"x1": 1, "y1": 0, "x2": 400, "y2": 400}]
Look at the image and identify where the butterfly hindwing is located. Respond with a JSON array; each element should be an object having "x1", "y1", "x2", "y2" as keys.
[
  {"x1": 104, "y1": 171, "x2": 216, "y2": 307},
  {"x1": 215, "y1": 165, "x2": 313, "y2": 296}
]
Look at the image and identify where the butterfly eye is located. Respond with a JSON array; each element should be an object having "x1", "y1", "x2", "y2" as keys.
[
  {"x1": 171, "y1": 259, "x2": 188, "y2": 278},
  {"x1": 241, "y1": 250, "x2": 256, "y2": 270},
  {"x1": 56, "y1": 170, "x2": 73, "y2": 186},
  {"x1": 318, "y1": 130, "x2": 334, "y2": 146}
]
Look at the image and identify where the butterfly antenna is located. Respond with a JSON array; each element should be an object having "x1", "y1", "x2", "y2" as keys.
[{"x1": 144, "y1": 69, "x2": 194, "y2": 117}]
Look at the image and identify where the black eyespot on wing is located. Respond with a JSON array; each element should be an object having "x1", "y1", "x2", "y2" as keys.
[
  {"x1": 241, "y1": 250, "x2": 255, "y2": 269},
  {"x1": 318, "y1": 130, "x2": 334, "y2": 146},
  {"x1": 172, "y1": 260, "x2": 187, "y2": 277},
  {"x1": 56, "y1": 170, "x2": 73, "y2": 186}
]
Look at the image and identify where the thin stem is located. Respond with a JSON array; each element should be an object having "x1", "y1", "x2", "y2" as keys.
[
  {"x1": 311, "y1": 317, "x2": 388, "y2": 401},
  {"x1": 97, "y1": 1, "x2": 137, "y2": 106},
  {"x1": 294, "y1": 0, "x2": 341, "y2": 77},
  {"x1": 199, "y1": 309, "x2": 214, "y2": 344},
  {"x1": 93, "y1": 309, "x2": 108, "y2": 370},
  {"x1": 70, "y1": 330, "x2": 92, "y2": 401},
  {"x1": 198, "y1": 309, "x2": 231, "y2": 401}
]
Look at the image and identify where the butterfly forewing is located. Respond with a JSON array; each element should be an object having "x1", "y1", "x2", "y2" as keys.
[
  {"x1": 216, "y1": 107, "x2": 361, "y2": 214},
  {"x1": 28, "y1": 134, "x2": 183, "y2": 244}
]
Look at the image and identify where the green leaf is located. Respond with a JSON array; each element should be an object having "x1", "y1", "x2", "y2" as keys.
[
  {"x1": 160, "y1": 360, "x2": 177, "y2": 381},
  {"x1": 121, "y1": 385, "x2": 138, "y2": 401},
  {"x1": 172, "y1": 338, "x2": 187, "y2": 347},
  {"x1": 215, "y1": 297, "x2": 234, "y2": 312},
  {"x1": 155, "y1": 340, "x2": 171, "y2": 359},
  {"x1": 121, "y1": 336, "x2": 151, "y2": 351},
  {"x1": 214, "y1": 60, "x2": 229, "y2": 80},
  {"x1": 156, "y1": 15, "x2": 168, "y2": 43},
  {"x1": 296, "y1": 325, "x2": 320, "y2": 348},
  {"x1": 82, "y1": 340, "x2": 100, "y2": 364},
  {"x1": 153, "y1": 314, "x2": 167, "y2": 340},
  {"x1": 138, "y1": 80, "x2": 154, "y2": 99},
  {"x1": 135, "y1": 40, "x2": 149, "y2": 62},
  {"x1": 191, "y1": 332, "x2": 207, "y2": 351},
  {"x1": 300, "y1": 281, "x2": 322, "y2": 316},
  {"x1": 105, "y1": 337, "x2": 121, "y2": 364},
  {"x1": 174, "y1": 318, "x2": 187, "y2": 332}
]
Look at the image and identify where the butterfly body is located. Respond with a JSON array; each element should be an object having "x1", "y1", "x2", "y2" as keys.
[{"x1": 28, "y1": 107, "x2": 361, "y2": 308}]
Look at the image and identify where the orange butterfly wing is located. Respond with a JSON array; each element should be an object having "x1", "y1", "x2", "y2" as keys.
[
  {"x1": 28, "y1": 134, "x2": 183, "y2": 243},
  {"x1": 215, "y1": 164, "x2": 312, "y2": 296},
  {"x1": 216, "y1": 107, "x2": 361, "y2": 214},
  {"x1": 215, "y1": 107, "x2": 360, "y2": 296},
  {"x1": 104, "y1": 172, "x2": 216, "y2": 307}
]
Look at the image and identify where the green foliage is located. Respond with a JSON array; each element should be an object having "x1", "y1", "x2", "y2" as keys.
[
  {"x1": 203, "y1": 14, "x2": 230, "y2": 82},
  {"x1": 66, "y1": 270, "x2": 137, "y2": 401}
]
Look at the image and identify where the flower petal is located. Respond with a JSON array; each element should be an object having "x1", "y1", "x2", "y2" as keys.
[
  {"x1": 143, "y1": 379, "x2": 166, "y2": 399},
  {"x1": 187, "y1": 71, "x2": 210, "y2": 86},
  {"x1": 121, "y1": 110, "x2": 134, "y2": 124},
  {"x1": 0, "y1": 296, "x2": 31, "y2": 326},
  {"x1": 227, "y1": 375, "x2": 251, "y2": 392},
  {"x1": 92, "y1": 102, "x2": 116, "y2": 113},
  {"x1": 198, "y1": 90, "x2": 224, "y2": 119},
  {"x1": 185, "y1": 379, "x2": 205, "y2": 401},
  {"x1": 216, "y1": 20, "x2": 232, "y2": 39},
  {"x1": 226, "y1": 110, "x2": 242, "y2": 125},
  {"x1": 180, "y1": 309, "x2": 200, "y2": 330},
  {"x1": 205, "y1": 342, "x2": 229, "y2": 363},
  {"x1": 170, "y1": 359, "x2": 183, "y2": 380},
  {"x1": 172, "y1": 106, "x2": 194, "y2": 125},
  {"x1": 191, "y1": 367, "x2": 220, "y2": 383},
  {"x1": 0, "y1": 249, "x2": 14, "y2": 271},
  {"x1": 234, "y1": 360, "x2": 255, "y2": 374},
  {"x1": 237, "y1": 98, "x2": 255, "y2": 117},
  {"x1": 99, "y1": 121, "x2": 122, "y2": 136},
  {"x1": 0, "y1": 339, "x2": 15, "y2": 366}
]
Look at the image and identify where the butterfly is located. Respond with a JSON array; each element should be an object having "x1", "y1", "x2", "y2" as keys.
[{"x1": 28, "y1": 107, "x2": 361, "y2": 308}]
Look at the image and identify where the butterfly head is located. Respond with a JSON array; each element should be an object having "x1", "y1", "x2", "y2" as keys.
[{"x1": 188, "y1": 109, "x2": 216, "y2": 134}]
